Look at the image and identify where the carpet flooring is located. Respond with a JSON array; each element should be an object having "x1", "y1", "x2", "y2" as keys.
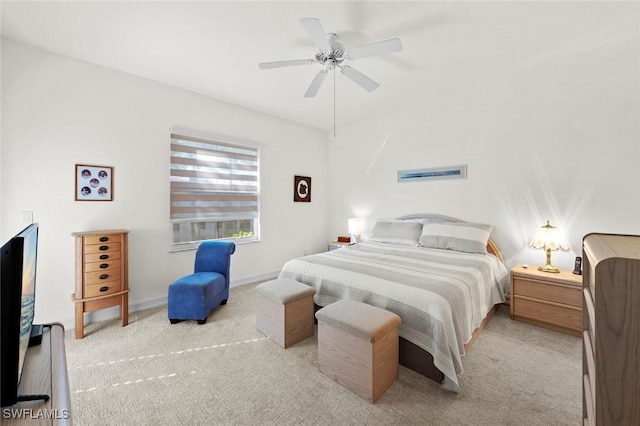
[{"x1": 64, "y1": 282, "x2": 581, "y2": 425}]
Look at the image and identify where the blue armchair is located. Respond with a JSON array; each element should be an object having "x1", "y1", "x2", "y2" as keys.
[{"x1": 168, "y1": 240, "x2": 236, "y2": 324}]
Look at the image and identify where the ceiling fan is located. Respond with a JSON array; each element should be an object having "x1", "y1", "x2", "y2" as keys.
[{"x1": 259, "y1": 18, "x2": 403, "y2": 98}]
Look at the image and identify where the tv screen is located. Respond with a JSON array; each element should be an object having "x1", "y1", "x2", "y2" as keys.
[{"x1": 0, "y1": 223, "x2": 39, "y2": 407}]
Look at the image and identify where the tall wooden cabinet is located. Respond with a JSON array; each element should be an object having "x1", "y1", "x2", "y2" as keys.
[
  {"x1": 582, "y1": 233, "x2": 640, "y2": 425},
  {"x1": 72, "y1": 229, "x2": 129, "y2": 339}
]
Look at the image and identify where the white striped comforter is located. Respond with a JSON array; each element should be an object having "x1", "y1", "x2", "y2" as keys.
[{"x1": 278, "y1": 241, "x2": 508, "y2": 392}]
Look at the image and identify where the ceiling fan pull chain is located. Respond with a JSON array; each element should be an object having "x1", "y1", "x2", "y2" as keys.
[{"x1": 334, "y1": 66, "x2": 338, "y2": 137}]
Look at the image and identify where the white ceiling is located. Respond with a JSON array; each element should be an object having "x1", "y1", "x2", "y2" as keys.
[{"x1": 1, "y1": 1, "x2": 638, "y2": 131}]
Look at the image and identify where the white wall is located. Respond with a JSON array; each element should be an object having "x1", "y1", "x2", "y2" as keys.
[
  {"x1": 3, "y1": 4, "x2": 639, "y2": 327},
  {"x1": 1, "y1": 38, "x2": 328, "y2": 326},
  {"x1": 328, "y1": 21, "x2": 640, "y2": 273}
]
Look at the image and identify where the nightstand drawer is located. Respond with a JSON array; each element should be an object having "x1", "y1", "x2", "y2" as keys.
[
  {"x1": 513, "y1": 276, "x2": 581, "y2": 307},
  {"x1": 328, "y1": 241, "x2": 353, "y2": 251},
  {"x1": 513, "y1": 296, "x2": 581, "y2": 331}
]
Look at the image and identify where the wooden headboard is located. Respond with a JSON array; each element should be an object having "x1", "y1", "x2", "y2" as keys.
[{"x1": 397, "y1": 213, "x2": 504, "y2": 264}]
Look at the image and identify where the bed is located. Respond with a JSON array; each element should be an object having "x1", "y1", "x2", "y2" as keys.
[{"x1": 278, "y1": 214, "x2": 509, "y2": 392}]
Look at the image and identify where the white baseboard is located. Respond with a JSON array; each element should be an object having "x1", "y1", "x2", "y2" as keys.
[
  {"x1": 60, "y1": 270, "x2": 279, "y2": 331},
  {"x1": 230, "y1": 270, "x2": 279, "y2": 287}
]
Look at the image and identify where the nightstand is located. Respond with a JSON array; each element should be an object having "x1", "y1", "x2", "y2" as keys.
[
  {"x1": 328, "y1": 241, "x2": 353, "y2": 251},
  {"x1": 510, "y1": 265, "x2": 582, "y2": 336}
]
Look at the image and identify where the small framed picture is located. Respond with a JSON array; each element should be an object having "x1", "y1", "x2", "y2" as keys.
[
  {"x1": 75, "y1": 164, "x2": 113, "y2": 201},
  {"x1": 293, "y1": 175, "x2": 311, "y2": 202}
]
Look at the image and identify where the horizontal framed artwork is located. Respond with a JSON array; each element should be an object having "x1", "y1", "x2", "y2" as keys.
[
  {"x1": 75, "y1": 164, "x2": 113, "y2": 201},
  {"x1": 398, "y1": 165, "x2": 467, "y2": 183}
]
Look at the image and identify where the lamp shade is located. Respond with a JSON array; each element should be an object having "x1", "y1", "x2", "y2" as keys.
[
  {"x1": 529, "y1": 220, "x2": 569, "y2": 252},
  {"x1": 348, "y1": 218, "x2": 364, "y2": 235},
  {"x1": 529, "y1": 220, "x2": 569, "y2": 273}
]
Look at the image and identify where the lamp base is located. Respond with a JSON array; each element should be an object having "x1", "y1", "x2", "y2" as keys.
[{"x1": 538, "y1": 264, "x2": 560, "y2": 273}]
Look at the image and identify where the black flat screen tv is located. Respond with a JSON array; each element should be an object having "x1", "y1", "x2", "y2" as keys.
[{"x1": 0, "y1": 223, "x2": 39, "y2": 407}]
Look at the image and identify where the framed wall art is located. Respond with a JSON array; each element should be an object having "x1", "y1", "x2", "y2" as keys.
[
  {"x1": 293, "y1": 175, "x2": 311, "y2": 202},
  {"x1": 398, "y1": 165, "x2": 467, "y2": 183},
  {"x1": 75, "y1": 164, "x2": 113, "y2": 201}
]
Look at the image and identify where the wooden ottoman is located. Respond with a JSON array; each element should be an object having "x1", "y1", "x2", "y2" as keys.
[
  {"x1": 315, "y1": 299, "x2": 401, "y2": 403},
  {"x1": 255, "y1": 278, "x2": 316, "y2": 348}
]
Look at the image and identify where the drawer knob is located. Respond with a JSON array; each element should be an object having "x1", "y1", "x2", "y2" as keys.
[
  {"x1": 99, "y1": 274, "x2": 109, "y2": 280},
  {"x1": 99, "y1": 245, "x2": 109, "y2": 251},
  {"x1": 99, "y1": 286, "x2": 109, "y2": 292},
  {"x1": 99, "y1": 254, "x2": 109, "y2": 260},
  {"x1": 99, "y1": 263, "x2": 109, "y2": 269},
  {"x1": 99, "y1": 237, "x2": 109, "y2": 242}
]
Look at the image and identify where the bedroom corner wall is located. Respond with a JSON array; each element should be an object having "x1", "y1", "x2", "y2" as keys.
[
  {"x1": 1, "y1": 38, "x2": 328, "y2": 326},
  {"x1": 327, "y1": 11, "x2": 640, "y2": 272}
]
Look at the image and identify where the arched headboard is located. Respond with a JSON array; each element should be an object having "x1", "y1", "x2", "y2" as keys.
[{"x1": 397, "y1": 213, "x2": 504, "y2": 264}]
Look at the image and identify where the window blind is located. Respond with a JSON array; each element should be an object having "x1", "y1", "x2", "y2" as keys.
[{"x1": 170, "y1": 131, "x2": 259, "y2": 244}]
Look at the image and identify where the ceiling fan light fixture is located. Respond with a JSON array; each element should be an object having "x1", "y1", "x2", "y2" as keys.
[{"x1": 258, "y1": 17, "x2": 402, "y2": 98}]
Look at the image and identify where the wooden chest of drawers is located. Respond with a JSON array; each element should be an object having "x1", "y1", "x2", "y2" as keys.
[
  {"x1": 582, "y1": 233, "x2": 640, "y2": 425},
  {"x1": 72, "y1": 229, "x2": 129, "y2": 339},
  {"x1": 510, "y1": 265, "x2": 582, "y2": 336}
]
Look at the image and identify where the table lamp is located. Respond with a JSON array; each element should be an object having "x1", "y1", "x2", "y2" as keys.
[
  {"x1": 348, "y1": 218, "x2": 364, "y2": 244},
  {"x1": 529, "y1": 220, "x2": 569, "y2": 273}
]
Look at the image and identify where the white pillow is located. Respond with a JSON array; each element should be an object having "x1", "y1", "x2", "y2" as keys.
[
  {"x1": 369, "y1": 219, "x2": 423, "y2": 246},
  {"x1": 419, "y1": 222, "x2": 493, "y2": 254}
]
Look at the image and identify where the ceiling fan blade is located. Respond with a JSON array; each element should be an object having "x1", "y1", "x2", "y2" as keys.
[
  {"x1": 304, "y1": 70, "x2": 328, "y2": 98},
  {"x1": 259, "y1": 59, "x2": 314, "y2": 70},
  {"x1": 300, "y1": 18, "x2": 331, "y2": 51},
  {"x1": 340, "y1": 66, "x2": 379, "y2": 92},
  {"x1": 346, "y1": 38, "x2": 403, "y2": 60}
]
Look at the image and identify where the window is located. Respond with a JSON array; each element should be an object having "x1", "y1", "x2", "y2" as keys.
[{"x1": 170, "y1": 130, "x2": 259, "y2": 250}]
